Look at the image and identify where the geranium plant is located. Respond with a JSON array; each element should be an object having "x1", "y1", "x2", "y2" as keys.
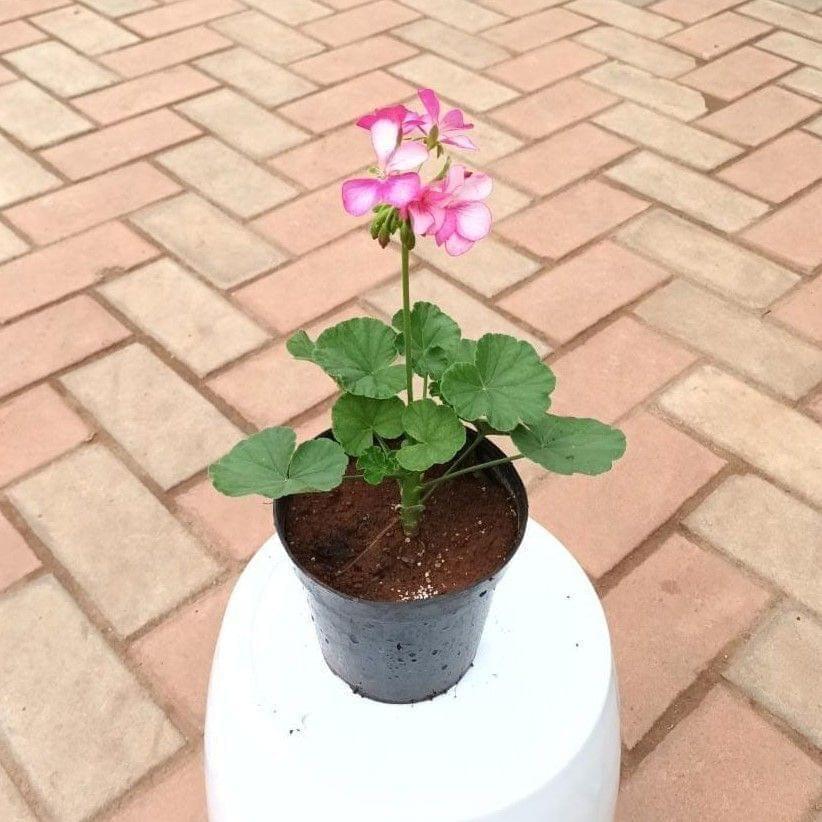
[{"x1": 210, "y1": 89, "x2": 626, "y2": 535}]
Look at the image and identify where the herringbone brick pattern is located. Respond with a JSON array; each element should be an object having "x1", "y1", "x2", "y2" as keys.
[{"x1": 0, "y1": 0, "x2": 820, "y2": 819}]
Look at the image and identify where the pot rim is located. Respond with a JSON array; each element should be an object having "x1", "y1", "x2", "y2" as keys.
[{"x1": 274, "y1": 426, "x2": 529, "y2": 608}]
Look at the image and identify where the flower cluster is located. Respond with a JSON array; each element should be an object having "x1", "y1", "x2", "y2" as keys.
[{"x1": 342, "y1": 89, "x2": 491, "y2": 256}]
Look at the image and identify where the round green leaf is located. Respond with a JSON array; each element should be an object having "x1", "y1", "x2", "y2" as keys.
[
  {"x1": 315, "y1": 317, "x2": 405, "y2": 399},
  {"x1": 332, "y1": 394, "x2": 405, "y2": 456},
  {"x1": 209, "y1": 427, "x2": 347, "y2": 499},
  {"x1": 392, "y1": 301, "x2": 461, "y2": 379},
  {"x1": 511, "y1": 415, "x2": 626, "y2": 475},
  {"x1": 439, "y1": 333, "x2": 555, "y2": 432},
  {"x1": 286, "y1": 330, "x2": 316, "y2": 361},
  {"x1": 396, "y1": 399, "x2": 466, "y2": 472},
  {"x1": 356, "y1": 446, "x2": 400, "y2": 485}
]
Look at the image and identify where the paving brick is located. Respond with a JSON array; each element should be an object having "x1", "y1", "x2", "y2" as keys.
[
  {"x1": 727, "y1": 606, "x2": 822, "y2": 747},
  {"x1": 486, "y1": 179, "x2": 532, "y2": 219},
  {"x1": 177, "y1": 88, "x2": 308, "y2": 158},
  {"x1": 772, "y1": 276, "x2": 822, "y2": 343},
  {"x1": 0, "y1": 0, "x2": 67, "y2": 24},
  {"x1": 491, "y1": 78, "x2": 617, "y2": 138},
  {"x1": 80, "y1": 0, "x2": 155, "y2": 14},
  {"x1": 366, "y1": 268, "x2": 549, "y2": 354},
  {"x1": 499, "y1": 240, "x2": 669, "y2": 343},
  {"x1": 0, "y1": 296, "x2": 129, "y2": 397},
  {"x1": 616, "y1": 686, "x2": 822, "y2": 822},
  {"x1": 101, "y1": 258, "x2": 268, "y2": 376},
  {"x1": 107, "y1": 752, "x2": 207, "y2": 822},
  {"x1": 530, "y1": 411, "x2": 724, "y2": 577},
  {"x1": 267, "y1": 123, "x2": 376, "y2": 189},
  {"x1": 394, "y1": 20, "x2": 503, "y2": 71},
  {"x1": 497, "y1": 179, "x2": 647, "y2": 259},
  {"x1": 606, "y1": 533, "x2": 768, "y2": 747},
  {"x1": 743, "y1": 185, "x2": 822, "y2": 270},
  {"x1": 293, "y1": 34, "x2": 413, "y2": 85},
  {"x1": 568, "y1": 0, "x2": 681, "y2": 38},
  {"x1": 698, "y1": 84, "x2": 819, "y2": 146},
  {"x1": 40, "y1": 109, "x2": 201, "y2": 181},
  {"x1": 484, "y1": 8, "x2": 595, "y2": 52},
  {"x1": 638, "y1": 279, "x2": 822, "y2": 398},
  {"x1": 740, "y1": 0, "x2": 822, "y2": 41},
  {"x1": 303, "y1": 0, "x2": 417, "y2": 46},
  {"x1": 74, "y1": 65, "x2": 218, "y2": 125},
  {"x1": 0, "y1": 384, "x2": 90, "y2": 486},
  {"x1": 32, "y1": 5, "x2": 138, "y2": 55},
  {"x1": 0, "y1": 133, "x2": 59, "y2": 208},
  {"x1": 807, "y1": 114, "x2": 822, "y2": 137},
  {"x1": 0, "y1": 764, "x2": 34, "y2": 821},
  {"x1": 481, "y1": 0, "x2": 566, "y2": 11},
  {"x1": 576, "y1": 25, "x2": 696, "y2": 78},
  {"x1": 211, "y1": 11, "x2": 323, "y2": 63},
  {"x1": 0, "y1": 222, "x2": 156, "y2": 322},
  {"x1": 196, "y1": 46, "x2": 316, "y2": 107},
  {"x1": 652, "y1": 0, "x2": 741, "y2": 22},
  {"x1": 4, "y1": 162, "x2": 179, "y2": 245},
  {"x1": 243, "y1": 0, "x2": 330, "y2": 24},
  {"x1": 411, "y1": 234, "x2": 539, "y2": 297},
  {"x1": 122, "y1": 0, "x2": 242, "y2": 36},
  {"x1": 62, "y1": 344, "x2": 243, "y2": 489},
  {"x1": 158, "y1": 136, "x2": 297, "y2": 218},
  {"x1": 0, "y1": 224, "x2": 27, "y2": 264},
  {"x1": 0, "y1": 80, "x2": 90, "y2": 148},
  {"x1": 682, "y1": 46, "x2": 795, "y2": 102},
  {"x1": 131, "y1": 579, "x2": 233, "y2": 727},
  {"x1": 5, "y1": 40, "x2": 116, "y2": 97},
  {"x1": 549, "y1": 315, "x2": 696, "y2": 421},
  {"x1": 0, "y1": 20, "x2": 45, "y2": 52},
  {"x1": 0, "y1": 511, "x2": 40, "y2": 593},
  {"x1": 659, "y1": 365, "x2": 822, "y2": 507},
  {"x1": 448, "y1": 111, "x2": 524, "y2": 163},
  {"x1": 607, "y1": 151, "x2": 768, "y2": 232},
  {"x1": 758, "y1": 30, "x2": 822, "y2": 70},
  {"x1": 616, "y1": 209, "x2": 798, "y2": 309},
  {"x1": 100, "y1": 26, "x2": 233, "y2": 78},
  {"x1": 236, "y1": 231, "x2": 397, "y2": 333},
  {"x1": 133, "y1": 192, "x2": 286, "y2": 288},
  {"x1": 492, "y1": 122, "x2": 632, "y2": 196},
  {"x1": 686, "y1": 474, "x2": 822, "y2": 613},
  {"x1": 401, "y1": 0, "x2": 505, "y2": 32},
  {"x1": 176, "y1": 477, "x2": 274, "y2": 560},
  {"x1": 486, "y1": 40, "x2": 605, "y2": 92},
  {"x1": 391, "y1": 54, "x2": 517, "y2": 113},
  {"x1": 781, "y1": 66, "x2": 822, "y2": 100},
  {"x1": 0, "y1": 575, "x2": 183, "y2": 821},
  {"x1": 664, "y1": 12, "x2": 772, "y2": 60}
]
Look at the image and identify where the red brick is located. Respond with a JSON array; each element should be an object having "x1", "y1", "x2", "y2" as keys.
[
  {"x1": 0, "y1": 296, "x2": 130, "y2": 397},
  {"x1": 0, "y1": 510, "x2": 40, "y2": 592},
  {"x1": 0, "y1": 20, "x2": 46, "y2": 51},
  {"x1": 122, "y1": 0, "x2": 243, "y2": 37},
  {"x1": 0, "y1": 222, "x2": 157, "y2": 322},
  {"x1": 605, "y1": 534, "x2": 769, "y2": 747},
  {"x1": 664, "y1": 12, "x2": 772, "y2": 60},
  {"x1": 530, "y1": 411, "x2": 725, "y2": 577},
  {"x1": 302, "y1": 0, "x2": 419, "y2": 47},
  {"x1": 772, "y1": 275, "x2": 822, "y2": 344},
  {"x1": 0, "y1": 385, "x2": 90, "y2": 486},
  {"x1": 3, "y1": 163, "x2": 180, "y2": 245},
  {"x1": 0, "y1": 0, "x2": 65, "y2": 24},
  {"x1": 485, "y1": 8, "x2": 594, "y2": 52}
]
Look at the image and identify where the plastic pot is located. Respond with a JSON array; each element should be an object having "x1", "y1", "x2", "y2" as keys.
[{"x1": 274, "y1": 429, "x2": 528, "y2": 704}]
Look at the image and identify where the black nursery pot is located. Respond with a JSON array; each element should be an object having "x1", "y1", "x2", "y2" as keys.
[{"x1": 274, "y1": 430, "x2": 528, "y2": 704}]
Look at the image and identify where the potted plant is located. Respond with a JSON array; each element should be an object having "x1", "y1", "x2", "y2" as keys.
[{"x1": 209, "y1": 88, "x2": 626, "y2": 704}]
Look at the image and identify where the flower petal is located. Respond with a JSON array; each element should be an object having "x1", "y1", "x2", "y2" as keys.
[
  {"x1": 434, "y1": 209, "x2": 457, "y2": 245},
  {"x1": 442, "y1": 134, "x2": 477, "y2": 150},
  {"x1": 370, "y1": 117, "x2": 400, "y2": 168},
  {"x1": 455, "y1": 201, "x2": 491, "y2": 241},
  {"x1": 408, "y1": 202, "x2": 434, "y2": 235},
  {"x1": 341, "y1": 178, "x2": 381, "y2": 216},
  {"x1": 382, "y1": 173, "x2": 422, "y2": 208},
  {"x1": 445, "y1": 232, "x2": 474, "y2": 255},
  {"x1": 418, "y1": 88, "x2": 440, "y2": 125},
  {"x1": 458, "y1": 172, "x2": 492, "y2": 201},
  {"x1": 385, "y1": 140, "x2": 429, "y2": 174},
  {"x1": 441, "y1": 108, "x2": 473, "y2": 131}
]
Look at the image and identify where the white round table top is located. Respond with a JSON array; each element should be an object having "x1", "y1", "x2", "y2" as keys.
[{"x1": 205, "y1": 519, "x2": 615, "y2": 822}]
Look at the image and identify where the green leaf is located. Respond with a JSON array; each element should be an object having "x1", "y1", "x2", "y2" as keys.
[
  {"x1": 332, "y1": 394, "x2": 404, "y2": 456},
  {"x1": 286, "y1": 330, "x2": 316, "y2": 362},
  {"x1": 392, "y1": 301, "x2": 461, "y2": 379},
  {"x1": 439, "y1": 333, "x2": 555, "y2": 432},
  {"x1": 396, "y1": 399, "x2": 466, "y2": 472},
  {"x1": 357, "y1": 446, "x2": 400, "y2": 485},
  {"x1": 511, "y1": 415, "x2": 626, "y2": 475},
  {"x1": 209, "y1": 427, "x2": 347, "y2": 499},
  {"x1": 314, "y1": 317, "x2": 405, "y2": 399}
]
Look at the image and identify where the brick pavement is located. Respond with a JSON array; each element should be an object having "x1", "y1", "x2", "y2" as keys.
[{"x1": 0, "y1": 0, "x2": 820, "y2": 819}]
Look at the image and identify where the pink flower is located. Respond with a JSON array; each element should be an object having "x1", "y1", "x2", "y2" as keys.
[
  {"x1": 356, "y1": 104, "x2": 423, "y2": 135},
  {"x1": 342, "y1": 116, "x2": 429, "y2": 216},
  {"x1": 418, "y1": 89, "x2": 476, "y2": 150},
  {"x1": 411, "y1": 165, "x2": 491, "y2": 256}
]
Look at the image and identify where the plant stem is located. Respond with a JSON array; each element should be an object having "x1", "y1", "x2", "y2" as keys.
[
  {"x1": 420, "y1": 455, "x2": 523, "y2": 501},
  {"x1": 398, "y1": 471, "x2": 423, "y2": 535},
  {"x1": 422, "y1": 374, "x2": 428, "y2": 400},
  {"x1": 401, "y1": 240, "x2": 414, "y2": 404}
]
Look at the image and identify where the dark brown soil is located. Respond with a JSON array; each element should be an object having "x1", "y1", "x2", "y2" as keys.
[{"x1": 281, "y1": 460, "x2": 519, "y2": 602}]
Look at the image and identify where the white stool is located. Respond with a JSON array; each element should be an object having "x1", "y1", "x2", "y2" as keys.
[{"x1": 204, "y1": 519, "x2": 621, "y2": 822}]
